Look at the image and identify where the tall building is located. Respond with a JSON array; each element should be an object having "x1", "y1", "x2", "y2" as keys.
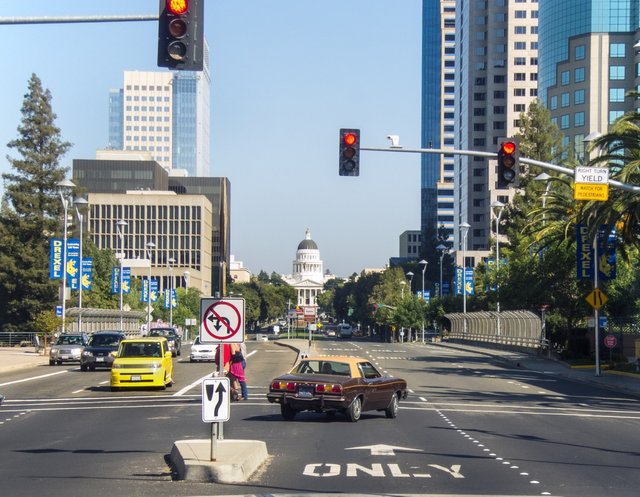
[
  {"x1": 421, "y1": 0, "x2": 457, "y2": 249},
  {"x1": 454, "y1": 0, "x2": 539, "y2": 262},
  {"x1": 538, "y1": 0, "x2": 640, "y2": 160},
  {"x1": 107, "y1": 40, "x2": 211, "y2": 176}
]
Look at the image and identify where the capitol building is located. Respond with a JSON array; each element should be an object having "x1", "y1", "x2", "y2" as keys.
[{"x1": 282, "y1": 228, "x2": 333, "y2": 309}]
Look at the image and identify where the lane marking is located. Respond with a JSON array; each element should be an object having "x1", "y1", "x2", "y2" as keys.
[{"x1": 0, "y1": 369, "x2": 69, "y2": 387}]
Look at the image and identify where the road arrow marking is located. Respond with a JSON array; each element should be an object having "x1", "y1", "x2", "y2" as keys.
[{"x1": 345, "y1": 444, "x2": 424, "y2": 456}]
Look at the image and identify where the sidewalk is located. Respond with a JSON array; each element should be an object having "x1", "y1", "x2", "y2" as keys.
[{"x1": 0, "y1": 346, "x2": 49, "y2": 375}]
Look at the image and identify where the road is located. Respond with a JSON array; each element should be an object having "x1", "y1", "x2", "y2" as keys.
[{"x1": 1, "y1": 338, "x2": 639, "y2": 497}]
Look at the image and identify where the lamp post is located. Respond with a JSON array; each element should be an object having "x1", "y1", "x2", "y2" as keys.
[
  {"x1": 117, "y1": 220, "x2": 128, "y2": 331},
  {"x1": 74, "y1": 196, "x2": 89, "y2": 332},
  {"x1": 145, "y1": 241, "x2": 155, "y2": 334},
  {"x1": 406, "y1": 271, "x2": 414, "y2": 295},
  {"x1": 57, "y1": 179, "x2": 75, "y2": 335},
  {"x1": 436, "y1": 244, "x2": 447, "y2": 298},
  {"x1": 460, "y1": 222, "x2": 471, "y2": 337},
  {"x1": 491, "y1": 200, "x2": 506, "y2": 336},
  {"x1": 168, "y1": 257, "x2": 175, "y2": 328},
  {"x1": 419, "y1": 260, "x2": 427, "y2": 343},
  {"x1": 400, "y1": 280, "x2": 406, "y2": 299}
]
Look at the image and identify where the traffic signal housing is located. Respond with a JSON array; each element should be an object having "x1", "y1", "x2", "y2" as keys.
[
  {"x1": 339, "y1": 128, "x2": 360, "y2": 176},
  {"x1": 497, "y1": 137, "x2": 520, "y2": 188},
  {"x1": 158, "y1": 0, "x2": 204, "y2": 71}
]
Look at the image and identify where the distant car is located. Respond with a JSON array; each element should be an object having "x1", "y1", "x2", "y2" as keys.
[
  {"x1": 110, "y1": 337, "x2": 174, "y2": 391},
  {"x1": 190, "y1": 336, "x2": 216, "y2": 362},
  {"x1": 324, "y1": 327, "x2": 337, "y2": 338},
  {"x1": 267, "y1": 355, "x2": 408, "y2": 422},
  {"x1": 81, "y1": 331, "x2": 127, "y2": 371},
  {"x1": 148, "y1": 327, "x2": 181, "y2": 356},
  {"x1": 338, "y1": 324, "x2": 353, "y2": 339},
  {"x1": 49, "y1": 333, "x2": 89, "y2": 365}
]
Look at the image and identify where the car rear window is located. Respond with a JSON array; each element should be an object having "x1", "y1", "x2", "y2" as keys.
[{"x1": 294, "y1": 360, "x2": 351, "y2": 377}]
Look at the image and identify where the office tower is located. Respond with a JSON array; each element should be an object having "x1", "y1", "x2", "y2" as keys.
[
  {"x1": 421, "y1": 0, "x2": 457, "y2": 250},
  {"x1": 108, "y1": 41, "x2": 211, "y2": 176},
  {"x1": 538, "y1": 0, "x2": 640, "y2": 161},
  {"x1": 454, "y1": 0, "x2": 538, "y2": 257}
]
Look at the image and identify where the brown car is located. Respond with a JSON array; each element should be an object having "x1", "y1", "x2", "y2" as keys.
[{"x1": 267, "y1": 355, "x2": 408, "y2": 422}]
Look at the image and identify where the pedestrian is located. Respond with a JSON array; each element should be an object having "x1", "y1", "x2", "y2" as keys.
[
  {"x1": 228, "y1": 343, "x2": 245, "y2": 401},
  {"x1": 239, "y1": 341, "x2": 248, "y2": 400}
]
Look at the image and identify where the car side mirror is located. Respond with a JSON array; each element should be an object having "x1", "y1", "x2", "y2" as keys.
[{"x1": 110, "y1": 351, "x2": 117, "y2": 358}]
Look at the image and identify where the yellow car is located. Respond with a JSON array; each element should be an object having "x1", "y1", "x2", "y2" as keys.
[{"x1": 110, "y1": 337, "x2": 174, "y2": 391}]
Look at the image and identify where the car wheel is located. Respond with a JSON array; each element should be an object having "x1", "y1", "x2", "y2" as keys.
[
  {"x1": 56, "y1": 360, "x2": 62, "y2": 365},
  {"x1": 49, "y1": 360, "x2": 55, "y2": 366},
  {"x1": 177, "y1": 350, "x2": 181, "y2": 356},
  {"x1": 190, "y1": 358, "x2": 194, "y2": 363},
  {"x1": 346, "y1": 397, "x2": 362, "y2": 422},
  {"x1": 89, "y1": 365, "x2": 96, "y2": 372},
  {"x1": 385, "y1": 393, "x2": 399, "y2": 419},
  {"x1": 80, "y1": 364, "x2": 88, "y2": 371},
  {"x1": 280, "y1": 404, "x2": 297, "y2": 421}
]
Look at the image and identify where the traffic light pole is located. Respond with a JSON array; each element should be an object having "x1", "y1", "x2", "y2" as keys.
[{"x1": 361, "y1": 145, "x2": 640, "y2": 194}]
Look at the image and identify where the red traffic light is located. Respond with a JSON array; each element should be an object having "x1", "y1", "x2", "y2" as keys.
[
  {"x1": 501, "y1": 141, "x2": 516, "y2": 155},
  {"x1": 343, "y1": 132, "x2": 358, "y2": 146},
  {"x1": 167, "y1": 0, "x2": 189, "y2": 15}
]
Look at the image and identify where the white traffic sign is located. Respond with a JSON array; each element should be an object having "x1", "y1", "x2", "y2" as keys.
[
  {"x1": 199, "y1": 297, "x2": 245, "y2": 343},
  {"x1": 575, "y1": 166, "x2": 609, "y2": 184},
  {"x1": 202, "y1": 377, "x2": 231, "y2": 422}
]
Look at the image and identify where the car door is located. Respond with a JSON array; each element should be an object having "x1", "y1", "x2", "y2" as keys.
[{"x1": 358, "y1": 361, "x2": 391, "y2": 409}]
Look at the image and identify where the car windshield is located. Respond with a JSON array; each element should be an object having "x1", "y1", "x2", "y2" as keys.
[
  {"x1": 89, "y1": 334, "x2": 122, "y2": 347},
  {"x1": 120, "y1": 342, "x2": 162, "y2": 358},
  {"x1": 56, "y1": 335, "x2": 84, "y2": 345},
  {"x1": 149, "y1": 328, "x2": 176, "y2": 338},
  {"x1": 293, "y1": 360, "x2": 351, "y2": 377}
]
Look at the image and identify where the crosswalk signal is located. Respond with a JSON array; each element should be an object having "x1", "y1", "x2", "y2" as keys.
[
  {"x1": 158, "y1": 0, "x2": 204, "y2": 71},
  {"x1": 339, "y1": 129, "x2": 360, "y2": 176},
  {"x1": 497, "y1": 137, "x2": 520, "y2": 188}
]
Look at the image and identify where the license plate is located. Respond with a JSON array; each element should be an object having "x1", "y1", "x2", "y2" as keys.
[
  {"x1": 298, "y1": 385, "x2": 314, "y2": 398},
  {"x1": 61, "y1": 355, "x2": 70, "y2": 360},
  {"x1": 96, "y1": 357, "x2": 104, "y2": 362},
  {"x1": 130, "y1": 376, "x2": 141, "y2": 382}
]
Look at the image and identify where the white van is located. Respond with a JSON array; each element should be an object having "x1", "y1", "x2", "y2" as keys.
[{"x1": 338, "y1": 323, "x2": 353, "y2": 338}]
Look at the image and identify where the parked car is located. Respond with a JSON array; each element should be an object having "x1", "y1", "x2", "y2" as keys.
[
  {"x1": 49, "y1": 333, "x2": 89, "y2": 365},
  {"x1": 81, "y1": 331, "x2": 127, "y2": 371},
  {"x1": 148, "y1": 327, "x2": 181, "y2": 356},
  {"x1": 338, "y1": 324, "x2": 353, "y2": 338},
  {"x1": 110, "y1": 337, "x2": 173, "y2": 391},
  {"x1": 267, "y1": 355, "x2": 408, "y2": 422},
  {"x1": 190, "y1": 336, "x2": 216, "y2": 362}
]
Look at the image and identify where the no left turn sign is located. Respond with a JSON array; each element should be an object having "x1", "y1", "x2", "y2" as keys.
[{"x1": 199, "y1": 297, "x2": 245, "y2": 343}]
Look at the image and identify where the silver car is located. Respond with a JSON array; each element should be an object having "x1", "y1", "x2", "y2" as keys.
[
  {"x1": 49, "y1": 333, "x2": 89, "y2": 365},
  {"x1": 189, "y1": 336, "x2": 216, "y2": 362}
]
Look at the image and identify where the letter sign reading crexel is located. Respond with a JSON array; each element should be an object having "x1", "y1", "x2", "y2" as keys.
[{"x1": 199, "y1": 297, "x2": 245, "y2": 343}]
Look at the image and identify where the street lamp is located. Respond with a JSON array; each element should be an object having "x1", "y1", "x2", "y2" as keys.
[
  {"x1": 491, "y1": 200, "x2": 506, "y2": 336},
  {"x1": 460, "y1": 222, "x2": 471, "y2": 337},
  {"x1": 436, "y1": 244, "x2": 447, "y2": 298},
  {"x1": 406, "y1": 271, "x2": 414, "y2": 295},
  {"x1": 73, "y1": 196, "x2": 89, "y2": 332},
  {"x1": 400, "y1": 280, "x2": 406, "y2": 299},
  {"x1": 419, "y1": 259, "x2": 427, "y2": 342},
  {"x1": 57, "y1": 179, "x2": 75, "y2": 335},
  {"x1": 145, "y1": 241, "x2": 155, "y2": 334},
  {"x1": 168, "y1": 257, "x2": 175, "y2": 328},
  {"x1": 117, "y1": 219, "x2": 128, "y2": 331}
]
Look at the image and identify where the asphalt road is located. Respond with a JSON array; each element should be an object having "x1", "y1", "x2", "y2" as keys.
[{"x1": 1, "y1": 338, "x2": 640, "y2": 497}]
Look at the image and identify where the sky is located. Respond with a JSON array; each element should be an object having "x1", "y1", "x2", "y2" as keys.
[{"x1": 0, "y1": 1, "x2": 423, "y2": 278}]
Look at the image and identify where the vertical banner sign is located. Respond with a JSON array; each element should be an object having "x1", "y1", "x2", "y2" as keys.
[
  {"x1": 597, "y1": 225, "x2": 616, "y2": 281},
  {"x1": 164, "y1": 289, "x2": 171, "y2": 309},
  {"x1": 122, "y1": 267, "x2": 131, "y2": 295},
  {"x1": 66, "y1": 238, "x2": 80, "y2": 290},
  {"x1": 171, "y1": 288, "x2": 177, "y2": 308},
  {"x1": 465, "y1": 267, "x2": 475, "y2": 296},
  {"x1": 576, "y1": 224, "x2": 593, "y2": 280},
  {"x1": 150, "y1": 279, "x2": 159, "y2": 302},
  {"x1": 141, "y1": 279, "x2": 149, "y2": 303},
  {"x1": 111, "y1": 266, "x2": 120, "y2": 294},
  {"x1": 82, "y1": 258, "x2": 93, "y2": 291},
  {"x1": 454, "y1": 267, "x2": 463, "y2": 296},
  {"x1": 50, "y1": 238, "x2": 63, "y2": 279}
]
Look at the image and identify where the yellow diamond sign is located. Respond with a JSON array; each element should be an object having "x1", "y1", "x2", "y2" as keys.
[{"x1": 585, "y1": 288, "x2": 608, "y2": 309}]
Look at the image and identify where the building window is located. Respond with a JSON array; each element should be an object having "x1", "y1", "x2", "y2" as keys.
[
  {"x1": 514, "y1": 88, "x2": 526, "y2": 96},
  {"x1": 574, "y1": 89, "x2": 585, "y2": 104},
  {"x1": 610, "y1": 43, "x2": 625, "y2": 58},
  {"x1": 609, "y1": 88, "x2": 625, "y2": 102},
  {"x1": 514, "y1": 41, "x2": 526, "y2": 50},
  {"x1": 610, "y1": 66, "x2": 625, "y2": 80},
  {"x1": 515, "y1": 10, "x2": 526, "y2": 18},
  {"x1": 575, "y1": 45, "x2": 585, "y2": 60},
  {"x1": 609, "y1": 110, "x2": 624, "y2": 124},
  {"x1": 561, "y1": 71, "x2": 570, "y2": 85},
  {"x1": 560, "y1": 115, "x2": 569, "y2": 129},
  {"x1": 514, "y1": 104, "x2": 526, "y2": 112},
  {"x1": 550, "y1": 95, "x2": 558, "y2": 110},
  {"x1": 575, "y1": 67, "x2": 585, "y2": 82},
  {"x1": 514, "y1": 73, "x2": 526, "y2": 81},
  {"x1": 574, "y1": 112, "x2": 585, "y2": 127},
  {"x1": 514, "y1": 26, "x2": 526, "y2": 34},
  {"x1": 514, "y1": 57, "x2": 526, "y2": 65},
  {"x1": 561, "y1": 92, "x2": 570, "y2": 107}
]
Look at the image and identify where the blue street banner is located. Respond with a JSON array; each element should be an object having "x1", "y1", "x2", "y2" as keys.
[
  {"x1": 141, "y1": 279, "x2": 150, "y2": 303},
  {"x1": 55, "y1": 305, "x2": 62, "y2": 317},
  {"x1": 164, "y1": 288, "x2": 178, "y2": 309},
  {"x1": 171, "y1": 288, "x2": 177, "y2": 308},
  {"x1": 416, "y1": 290, "x2": 430, "y2": 303},
  {"x1": 454, "y1": 267, "x2": 463, "y2": 295},
  {"x1": 150, "y1": 279, "x2": 159, "y2": 302},
  {"x1": 81, "y1": 258, "x2": 93, "y2": 291},
  {"x1": 576, "y1": 224, "x2": 593, "y2": 280},
  {"x1": 163, "y1": 289, "x2": 171, "y2": 309},
  {"x1": 112, "y1": 266, "x2": 132, "y2": 294},
  {"x1": 66, "y1": 239, "x2": 80, "y2": 290},
  {"x1": 464, "y1": 267, "x2": 475, "y2": 296},
  {"x1": 50, "y1": 238, "x2": 64, "y2": 279},
  {"x1": 122, "y1": 267, "x2": 131, "y2": 295},
  {"x1": 597, "y1": 225, "x2": 616, "y2": 280}
]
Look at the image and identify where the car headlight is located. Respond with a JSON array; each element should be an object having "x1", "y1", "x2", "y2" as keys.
[
  {"x1": 50, "y1": 347, "x2": 59, "y2": 354},
  {"x1": 150, "y1": 361, "x2": 163, "y2": 370},
  {"x1": 70, "y1": 347, "x2": 82, "y2": 355},
  {"x1": 168, "y1": 340, "x2": 175, "y2": 346}
]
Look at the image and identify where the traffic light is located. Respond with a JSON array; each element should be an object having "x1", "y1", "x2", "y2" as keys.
[
  {"x1": 339, "y1": 128, "x2": 360, "y2": 176},
  {"x1": 158, "y1": 0, "x2": 204, "y2": 71},
  {"x1": 497, "y1": 137, "x2": 520, "y2": 188}
]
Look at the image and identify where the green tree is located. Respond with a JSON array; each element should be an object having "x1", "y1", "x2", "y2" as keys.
[{"x1": 0, "y1": 74, "x2": 72, "y2": 333}]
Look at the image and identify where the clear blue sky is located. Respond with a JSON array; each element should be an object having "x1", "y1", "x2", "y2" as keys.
[{"x1": 0, "y1": 1, "x2": 422, "y2": 278}]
